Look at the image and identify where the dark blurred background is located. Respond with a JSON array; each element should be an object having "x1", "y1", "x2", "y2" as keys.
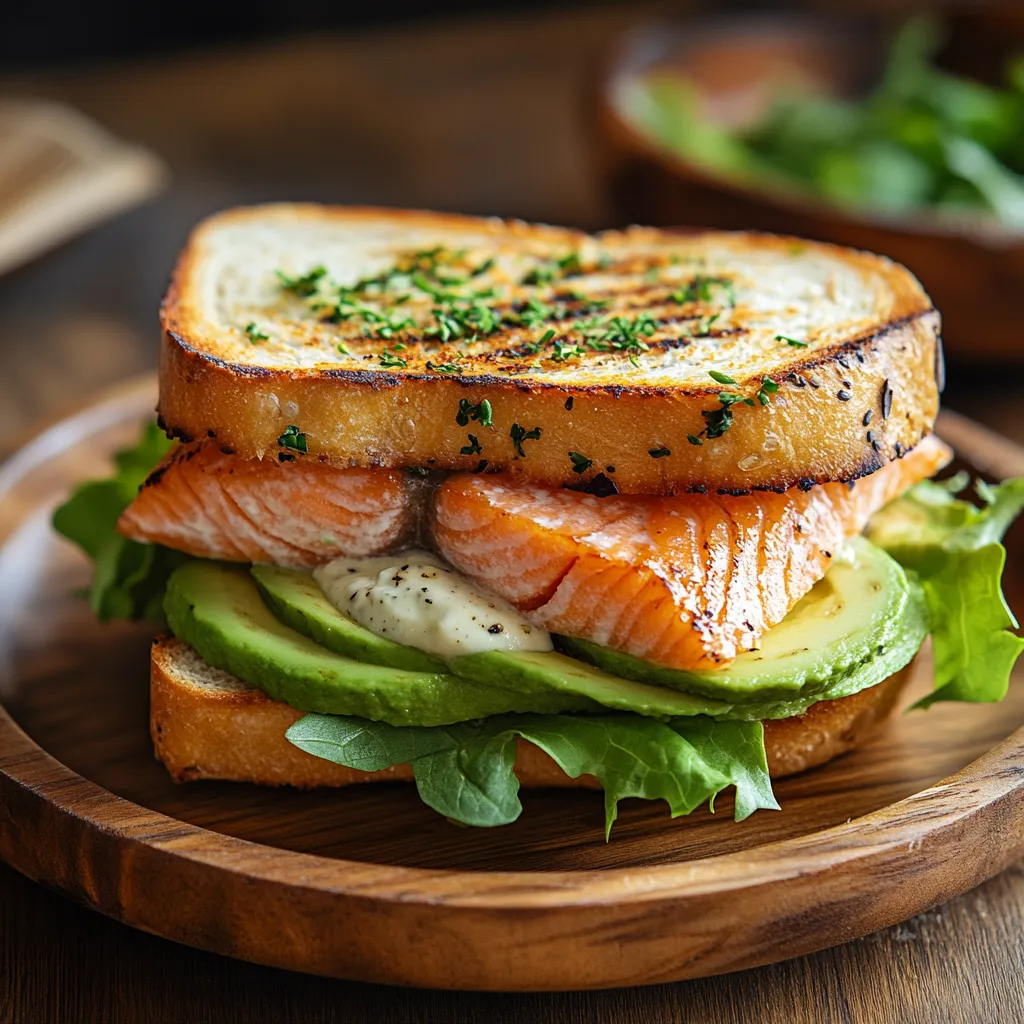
[{"x1": 0, "y1": 0, "x2": 1021, "y2": 451}]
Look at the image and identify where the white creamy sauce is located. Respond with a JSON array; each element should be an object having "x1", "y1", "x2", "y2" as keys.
[{"x1": 313, "y1": 550, "x2": 552, "y2": 658}]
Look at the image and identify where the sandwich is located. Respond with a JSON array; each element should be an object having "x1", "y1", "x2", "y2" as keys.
[{"x1": 53, "y1": 204, "x2": 1024, "y2": 834}]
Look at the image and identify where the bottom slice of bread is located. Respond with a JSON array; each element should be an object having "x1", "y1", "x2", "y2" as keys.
[{"x1": 151, "y1": 637, "x2": 913, "y2": 789}]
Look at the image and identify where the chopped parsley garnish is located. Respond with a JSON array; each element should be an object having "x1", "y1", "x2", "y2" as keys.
[
  {"x1": 515, "y1": 297, "x2": 553, "y2": 329},
  {"x1": 672, "y1": 275, "x2": 735, "y2": 306},
  {"x1": 245, "y1": 322, "x2": 269, "y2": 343},
  {"x1": 521, "y1": 251, "x2": 583, "y2": 286},
  {"x1": 687, "y1": 434, "x2": 704, "y2": 446},
  {"x1": 336, "y1": 341, "x2": 352, "y2": 356},
  {"x1": 708, "y1": 370, "x2": 736, "y2": 385},
  {"x1": 426, "y1": 360, "x2": 463, "y2": 374},
  {"x1": 568, "y1": 451, "x2": 593, "y2": 474},
  {"x1": 757, "y1": 378, "x2": 779, "y2": 405},
  {"x1": 552, "y1": 339, "x2": 586, "y2": 362},
  {"x1": 510, "y1": 423, "x2": 542, "y2": 458},
  {"x1": 602, "y1": 312, "x2": 657, "y2": 351},
  {"x1": 775, "y1": 334, "x2": 808, "y2": 348},
  {"x1": 379, "y1": 350, "x2": 408, "y2": 368},
  {"x1": 456, "y1": 398, "x2": 493, "y2": 428},
  {"x1": 648, "y1": 447, "x2": 671, "y2": 458},
  {"x1": 277, "y1": 265, "x2": 328, "y2": 297},
  {"x1": 688, "y1": 313, "x2": 721, "y2": 336},
  {"x1": 277, "y1": 425, "x2": 307, "y2": 454},
  {"x1": 460, "y1": 434, "x2": 484, "y2": 456},
  {"x1": 702, "y1": 404, "x2": 735, "y2": 440}
]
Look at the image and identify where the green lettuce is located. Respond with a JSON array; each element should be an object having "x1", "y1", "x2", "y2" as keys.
[
  {"x1": 286, "y1": 712, "x2": 777, "y2": 836},
  {"x1": 52, "y1": 422, "x2": 184, "y2": 622},
  {"x1": 867, "y1": 477, "x2": 1024, "y2": 707}
]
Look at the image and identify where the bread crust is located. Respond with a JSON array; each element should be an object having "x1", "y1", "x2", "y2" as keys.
[
  {"x1": 151, "y1": 636, "x2": 914, "y2": 790},
  {"x1": 158, "y1": 204, "x2": 941, "y2": 495}
]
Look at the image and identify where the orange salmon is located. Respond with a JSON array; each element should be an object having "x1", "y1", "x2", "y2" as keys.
[
  {"x1": 118, "y1": 443, "x2": 420, "y2": 567},
  {"x1": 432, "y1": 435, "x2": 951, "y2": 671}
]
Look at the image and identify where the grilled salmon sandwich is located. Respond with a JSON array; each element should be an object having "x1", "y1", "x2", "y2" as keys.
[{"x1": 55, "y1": 205, "x2": 1024, "y2": 834}]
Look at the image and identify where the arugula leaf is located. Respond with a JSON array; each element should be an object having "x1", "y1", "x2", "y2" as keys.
[
  {"x1": 51, "y1": 422, "x2": 185, "y2": 622},
  {"x1": 867, "y1": 478, "x2": 1024, "y2": 707},
  {"x1": 286, "y1": 712, "x2": 777, "y2": 835}
]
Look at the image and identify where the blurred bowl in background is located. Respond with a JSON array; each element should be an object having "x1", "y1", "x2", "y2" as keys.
[{"x1": 594, "y1": 11, "x2": 1024, "y2": 359}]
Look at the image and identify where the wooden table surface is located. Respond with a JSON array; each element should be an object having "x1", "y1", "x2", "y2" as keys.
[{"x1": 1, "y1": 6, "x2": 1023, "y2": 1021}]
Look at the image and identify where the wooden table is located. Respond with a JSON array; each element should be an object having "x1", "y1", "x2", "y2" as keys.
[{"x1": 1, "y1": 7, "x2": 1023, "y2": 1021}]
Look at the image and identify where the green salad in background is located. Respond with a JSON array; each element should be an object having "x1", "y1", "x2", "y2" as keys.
[{"x1": 628, "y1": 17, "x2": 1024, "y2": 227}]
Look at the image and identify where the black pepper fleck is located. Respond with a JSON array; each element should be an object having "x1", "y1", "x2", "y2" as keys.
[
  {"x1": 837, "y1": 390, "x2": 852, "y2": 401},
  {"x1": 881, "y1": 379, "x2": 893, "y2": 420},
  {"x1": 488, "y1": 624, "x2": 504, "y2": 634},
  {"x1": 564, "y1": 397, "x2": 574, "y2": 411},
  {"x1": 863, "y1": 409, "x2": 873, "y2": 426}
]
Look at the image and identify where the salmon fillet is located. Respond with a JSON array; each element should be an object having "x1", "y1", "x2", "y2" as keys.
[
  {"x1": 432, "y1": 435, "x2": 951, "y2": 671},
  {"x1": 118, "y1": 443, "x2": 420, "y2": 567}
]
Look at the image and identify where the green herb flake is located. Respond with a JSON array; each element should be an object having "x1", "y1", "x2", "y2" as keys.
[
  {"x1": 708, "y1": 370, "x2": 736, "y2": 385},
  {"x1": 757, "y1": 378, "x2": 780, "y2": 406},
  {"x1": 775, "y1": 334, "x2": 808, "y2": 348},
  {"x1": 672, "y1": 275, "x2": 735, "y2": 306},
  {"x1": 687, "y1": 434, "x2": 704, "y2": 446},
  {"x1": 569, "y1": 451, "x2": 593, "y2": 474},
  {"x1": 456, "y1": 398, "x2": 493, "y2": 428},
  {"x1": 244, "y1": 322, "x2": 269, "y2": 344},
  {"x1": 552, "y1": 339, "x2": 586, "y2": 362},
  {"x1": 426, "y1": 360, "x2": 463, "y2": 374},
  {"x1": 336, "y1": 341, "x2": 352, "y2": 356},
  {"x1": 379, "y1": 350, "x2": 408, "y2": 369},
  {"x1": 460, "y1": 434, "x2": 484, "y2": 456},
  {"x1": 278, "y1": 425, "x2": 308, "y2": 454},
  {"x1": 510, "y1": 423, "x2": 542, "y2": 458},
  {"x1": 277, "y1": 265, "x2": 328, "y2": 297}
]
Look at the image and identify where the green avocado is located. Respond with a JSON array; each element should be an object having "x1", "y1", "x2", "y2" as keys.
[
  {"x1": 249, "y1": 564, "x2": 746, "y2": 719},
  {"x1": 558, "y1": 536, "x2": 923, "y2": 703},
  {"x1": 164, "y1": 561, "x2": 596, "y2": 725},
  {"x1": 251, "y1": 565, "x2": 450, "y2": 674}
]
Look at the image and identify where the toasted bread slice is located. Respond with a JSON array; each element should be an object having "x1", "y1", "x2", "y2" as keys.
[
  {"x1": 159, "y1": 205, "x2": 941, "y2": 495},
  {"x1": 151, "y1": 636, "x2": 914, "y2": 788}
]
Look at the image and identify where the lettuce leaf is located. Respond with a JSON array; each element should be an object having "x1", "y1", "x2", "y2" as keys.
[
  {"x1": 867, "y1": 477, "x2": 1024, "y2": 707},
  {"x1": 286, "y1": 712, "x2": 777, "y2": 835},
  {"x1": 52, "y1": 422, "x2": 185, "y2": 622}
]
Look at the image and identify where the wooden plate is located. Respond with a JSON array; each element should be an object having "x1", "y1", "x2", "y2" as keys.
[{"x1": 1, "y1": 377, "x2": 1023, "y2": 991}]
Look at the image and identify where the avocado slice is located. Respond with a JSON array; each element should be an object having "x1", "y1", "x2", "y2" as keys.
[
  {"x1": 558, "y1": 537, "x2": 922, "y2": 703},
  {"x1": 164, "y1": 561, "x2": 597, "y2": 725},
  {"x1": 252, "y1": 565, "x2": 449, "y2": 674},
  {"x1": 246, "y1": 537, "x2": 926, "y2": 722},
  {"x1": 250, "y1": 564, "x2": 741, "y2": 718}
]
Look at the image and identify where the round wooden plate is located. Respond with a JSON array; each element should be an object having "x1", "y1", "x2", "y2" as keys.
[{"x1": 1, "y1": 378, "x2": 1023, "y2": 992}]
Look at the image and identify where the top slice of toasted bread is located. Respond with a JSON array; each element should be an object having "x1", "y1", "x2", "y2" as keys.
[{"x1": 159, "y1": 204, "x2": 941, "y2": 494}]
